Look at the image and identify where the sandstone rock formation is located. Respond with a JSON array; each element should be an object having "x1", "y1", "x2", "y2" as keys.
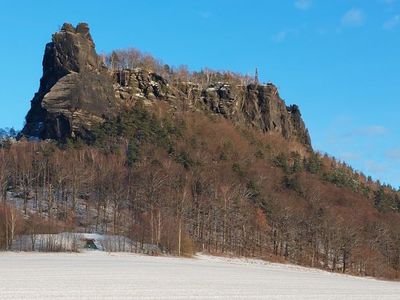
[
  {"x1": 112, "y1": 69, "x2": 311, "y2": 146},
  {"x1": 22, "y1": 23, "x2": 311, "y2": 147},
  {"x1": 22, "y1": 23, "x2": 117, "y2": 141}
]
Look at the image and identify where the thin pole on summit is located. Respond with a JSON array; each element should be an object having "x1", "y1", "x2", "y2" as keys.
[{"x1": 255, "y1": 68, "x2": 259, "y2": 85}]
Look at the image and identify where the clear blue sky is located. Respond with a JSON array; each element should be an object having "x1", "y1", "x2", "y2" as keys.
[{"x1": 0, "y1": 0, "x2": 399, "y2": 187}]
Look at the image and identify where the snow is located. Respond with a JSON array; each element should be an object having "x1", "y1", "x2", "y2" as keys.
[
  {"x1": 12, "y1": 233, "x2": 160, "y2": 254},
  {"x1": 0, "y1": 252, "x2": 399, "y2": 299}
]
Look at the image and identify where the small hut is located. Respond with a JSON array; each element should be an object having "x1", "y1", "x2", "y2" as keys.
[
  {"x1": 83, "y1": 238, "x2": 98, "y2": 250},
  {"x1": 79, "y1": 234, "x2": 104, "y2": 251}
]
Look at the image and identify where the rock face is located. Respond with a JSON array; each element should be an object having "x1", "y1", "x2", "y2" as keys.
[
  {"x1": 22, "y1": 23, "x2": 311, "y2": 147},
  {"x1": 200, "y1": 83, "x2": 311, "y2": 146},
  {"x1": 22, "y1": 23, "x2": 117, "y2": 141},
  {"x1": 112, "y1": 69, "x2": 311, "y2": 146}
]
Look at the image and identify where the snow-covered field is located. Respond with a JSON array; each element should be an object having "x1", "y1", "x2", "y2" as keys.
[{"x1": 0, "y1": 252, "x2": 399, "y2": 300}]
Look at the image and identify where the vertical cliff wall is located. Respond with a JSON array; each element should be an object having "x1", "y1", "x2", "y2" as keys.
[
  {"x1": 22, "y1": 23, "x2": 311, "y2": 147},
  {"x1": 22, "y1": 23, "x2": 117, "y2": 141}
]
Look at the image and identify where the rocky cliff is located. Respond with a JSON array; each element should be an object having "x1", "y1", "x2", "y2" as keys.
[
  {"x1": 113, "y1": 69, "x2": 311, "y2": 146},
  {"x1": 22, "y1": 23, "x2": 117, "y2": 141},
  {"x1": 22, "y1": 23, "x2": 311, "y2": 147}
]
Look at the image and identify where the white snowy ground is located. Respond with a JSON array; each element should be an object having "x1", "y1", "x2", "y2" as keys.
[{"x1": 0, "y1": 252, "x2": 399, "y2": 300}]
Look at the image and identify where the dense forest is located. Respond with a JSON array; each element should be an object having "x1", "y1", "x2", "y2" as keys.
[{"x1": 1, "y1": 94, "x2": 400, "y2": 279}]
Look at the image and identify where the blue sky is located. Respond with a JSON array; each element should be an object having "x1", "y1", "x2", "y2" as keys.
[{"x1": 0, "y1": 0, "x2": 399, "y2": 186}]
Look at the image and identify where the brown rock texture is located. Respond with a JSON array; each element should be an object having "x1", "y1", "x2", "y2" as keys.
[
  {"x1": 113, "y1": 69, "x2": 311, "y2": 146},
  {"x1": 22, "y1": 23, "x2": 117, "y2": 141},
  {"x1": 22, "y1": 23, "x2": 311, "y2": 147}
]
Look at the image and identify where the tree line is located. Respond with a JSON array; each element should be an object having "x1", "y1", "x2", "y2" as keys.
[
  {"x1": 104, "y1": 48, "x2": 258, "y2": 87},
  {"x1": 1, "y1": 104, "x2": 400, "y2": 279}
]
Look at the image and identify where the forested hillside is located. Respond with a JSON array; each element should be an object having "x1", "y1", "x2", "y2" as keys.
[{"x1": 1, "y1": 23, "x2": 400, "y2": 280}]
